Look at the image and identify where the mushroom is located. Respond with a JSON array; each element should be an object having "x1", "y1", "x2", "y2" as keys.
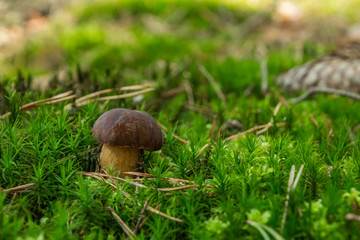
[{"x1": 92, "y1": 108, "x2": 163, "y2": 175}]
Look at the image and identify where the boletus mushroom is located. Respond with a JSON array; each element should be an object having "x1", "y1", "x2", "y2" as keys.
[{"x1": 92, "y1": 108, "x2": 163, "y2": 175}]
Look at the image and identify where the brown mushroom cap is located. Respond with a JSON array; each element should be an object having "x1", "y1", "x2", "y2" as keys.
[{"x1": 92, "y1": 108, "x2": 163, "y2": 151}]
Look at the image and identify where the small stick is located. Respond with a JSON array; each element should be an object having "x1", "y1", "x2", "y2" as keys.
[
  {"x1": 94, "y1": 174, "x2": 201, "y2": 192},
  {"x1": 122, "y1": 172, "x2": 214, "y2": 189},
  {"x1": 45, "y1": 95, "x2": 76, "y2": 105},
  {"x1": 1, "y1": 183, "x2": 36, "y2": 193},
  {"x1": 50, "y1": 90, "x2": 74, "y2": 99},
  {"x1": 1, "y1": 91, "x2": 74, "y2": 118},
  {"x1": 256, "y1": 125, "x2": 271, "y2": 135},
  {"x1": 138, "y1": 204, "x2": 161, "y2": 229},
  {"x1": 146, "y1": 205, "x2": 183, "y2": 223},
  {"x1": 157, "y1": 122, "x2": 190, "y2": 145},
  {"x1": 197, "y1": 63, "x2": 226, "y2": 102},
  {"x1": 274, "y1": 91, "x2": 289, "y2": 107},
  {"x1": 84, "y1": 173, "x2": 184, "y2": 223},
  {"x1": 160, "y1": 86, "x2": 186, "y2": 100},
  {"x1": 231, "y1": 102, "x2": 282, "y2": 136},
  {"x1": 226, "y1": 122, "x2": 287, "y2": 141},
  {"x1": 133, "y1": 199, "x2": 150, "y2": 234},
  {"x1": 77, "y1": 88, "x2": 155, "y2": 106},
  {"x1": 321, "y1": 113, "x2": 332, "y2": 130},
  {"x1": 145, "y1": 86, "x2": 185, "y2": 110},
  {"x1": 22, "y1": 90, "x2": 74, "y2": 110},
  {"x1": 101, "y1": 169, "x2": 126, "y2": 187},
  {"x1": 107, "y1": 207, "x2": 136, "y2": 240},
  {"x1": 273, "y1": 102, "x2": 282, "y2": 116},
  {"x1": 157, "y1": 185, "x2": 200, "y2": 192},
  {"x1": 290, "y1": 87, "x2": 360, "y2": 104},
  {"x1": 256, "y1": 102, "x2": 282, "y2": 135},
  {"x1": 75, "y1": 84, "x2": 152, "y2": 103},
  {"x1": 308, "y1": 114, "x2": 319, "y2": 128},
  {"x1": 82, "y1": 171, "x2": 147, "y2": 188},
  {"x1": 195, "y1": 143, "x2": 211, "y2": 159},
  {"x1": 7, "y1": 192, "x2": 18, "y2": 211},
  {"x1": 346, "y1": 213, "x2": 360, "y2": 222},
  {"x1": 85, "y1": 173, "x2": 136, "y2": 202},
  {"x1": 122, "y1": 172, "x2": 153, "y2": 178}
]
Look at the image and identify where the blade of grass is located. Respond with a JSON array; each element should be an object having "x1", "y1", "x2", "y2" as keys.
[
  {"x1": 246, "y1": 220, "x2": 271, "y2": 240},
  {"x1": 197, "y1": 62, "x2": 226, "y2": 102}
]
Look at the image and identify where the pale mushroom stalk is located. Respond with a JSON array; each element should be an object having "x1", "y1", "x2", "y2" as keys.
[{"x1": 99, "y1": 145, "x2": 140, "y2": 173}]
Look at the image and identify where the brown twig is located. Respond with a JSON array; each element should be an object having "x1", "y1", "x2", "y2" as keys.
[
  {"x1": 138, "y1": 204, "x2": 161, "y2": 229},
  {"x1": 145, "y1": 86, "x2": 186, "y2": 110},
  {"x1": 75, "y1": 84, "x2": 153, "y2": 104},
  {"x1": 1, "y1": 183, "x2": 36, "y2": 193},
  {"x1": 83, "y1": 172, "x2": 184, "y2": 223},
  {"x1": 45, "y1": 95, "x2": 76, "y2": 105},
  {"x1": 7, "y1": 192, "x2": 18, "y2": 211},
  {"x1": 274, "y1": 90, "x2": 289, "y2": 108},
  {"x1": 122, "y1": 172, "x2": 214, "y2": 189},
  {"x1": 346, "y1": 213, "x2": 360, "y2": 222},
  {"x1": 1, "y1": 91, "x2": 75, "y2": 119},
  {"x1": 321, "y1": 113, "x2": 332, "y2": 131},
  {"x1": 273, "y1": 102, "x2": 282, "y2": 116},
  {"x1": 107, "y1": 207, "x2": 136, "y2": 240},
  {"x1": 77, "y1": 88, "x2": 155, "y2": 106},
  {"x1": 160, "y1": 86, "x2": 186, "y2": 100},
  {"x1": 90, "y1": 174, "x2": 201, "y2": 192},
  {"x1": 195, "y1": 143, "x2": 211, "y2": 159},
  {"x1": 226, "y1": 122, "x2": 287, "y2": 141},
  {"x1": 133, "y1": 199, "x2": 150, "y2": 234},
  {"x1": 255, "y1": 102, "x2": 282, "y2": 135},
  {"x1": 290, "y1": 87, "x2": 360, "y2": 104},
  {"x1": 157, "y1": 185, "x2": 200, "y2": 192},
  {"x1": 81, "y1": 172, "x2": 148, "y2": 189},
  {"x1": 308, "y1": 114, "x2": 319, "y2": 128},
  {"x1": 22, "y1": 90, "x2": 74, "y2": 110},
  {"x1": 146, "y1": 205, "x2": 183, "y2": 223},
  {"x1": 122, "y1": 172, "x2": 153, "y2": 178}
]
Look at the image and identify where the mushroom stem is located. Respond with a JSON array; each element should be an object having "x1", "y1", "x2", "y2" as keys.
[{"x1": 100, "y1": 144, "x2": 140, "y2": 176}]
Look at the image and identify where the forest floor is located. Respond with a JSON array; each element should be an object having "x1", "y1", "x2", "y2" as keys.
[{"x1": 1, "y1": 0, "x2": 360, "y2": 239}]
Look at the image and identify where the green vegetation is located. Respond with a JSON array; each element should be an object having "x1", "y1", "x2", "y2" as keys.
[{"x1": 1, "y1": 0, "x2": 360, "y2": 239}]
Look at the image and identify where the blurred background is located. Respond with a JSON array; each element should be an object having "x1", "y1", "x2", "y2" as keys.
[{"x1": 0, "y1": 0, "x2": 360, "y2": 96}]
